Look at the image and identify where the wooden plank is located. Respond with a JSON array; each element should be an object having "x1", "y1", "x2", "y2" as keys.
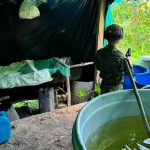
[{"x1": 70, "y1": 62, "x2": 94, "y2": 68}]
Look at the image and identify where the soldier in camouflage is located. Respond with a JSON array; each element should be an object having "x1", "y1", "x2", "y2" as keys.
[{"x1": 94, "y1": 24, "x2": 129, "y2": 94}]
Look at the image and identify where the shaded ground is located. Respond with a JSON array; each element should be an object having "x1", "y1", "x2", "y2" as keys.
[
  {"x1": 0, "y1": 103, "x2": 85, "y2": 150},
  {"x1": 13, "y1": 94, "x2": 68, "y2": 119}
]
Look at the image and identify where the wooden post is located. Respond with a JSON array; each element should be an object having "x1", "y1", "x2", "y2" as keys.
[
  {"x1": 97, "y1": 0, "x2": 106, "y2": 50},
  {"x1": 66, "y1": 77, "x2": 71, "y2": 106},
  {"x1": 94, "y1": 0, "x2": 106, "y2": 84}
]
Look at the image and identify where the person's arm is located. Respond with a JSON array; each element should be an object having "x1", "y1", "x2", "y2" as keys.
[
  {"x1": 94, "y1": 51, "x2": 102, "y2": 84},
  {"x1": 94, "y1": 50, "x2": 102, "y2": 71}
]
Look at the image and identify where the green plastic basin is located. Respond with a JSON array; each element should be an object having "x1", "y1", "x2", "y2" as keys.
[{"x1": 72, "y1": 89, "x2": 150, "y2": 150}]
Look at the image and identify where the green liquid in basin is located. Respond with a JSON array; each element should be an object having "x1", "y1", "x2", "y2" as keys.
[{"x1": 86, "y1": 116, "x2": 150, "y2": 150}]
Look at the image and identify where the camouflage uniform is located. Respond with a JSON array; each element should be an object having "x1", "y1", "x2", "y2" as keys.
[{"x1": 94, "y1": 44, "x2": 127, "y2": 94}]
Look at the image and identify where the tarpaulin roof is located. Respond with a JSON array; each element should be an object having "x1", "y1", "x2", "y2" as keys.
[{"x1": 0, "y1": 0, "x2": 121, "y2": 66}]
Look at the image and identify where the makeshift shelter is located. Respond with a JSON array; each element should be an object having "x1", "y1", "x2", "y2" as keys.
[{"x1": 0, "y1": 0, "x2": 121, "y2": 110}]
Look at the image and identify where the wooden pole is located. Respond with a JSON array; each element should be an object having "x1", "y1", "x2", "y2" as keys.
[
  {"x1": 0, "y1": 96, "x2": 10, "y2": 102},
  {"x1": 66, "y1": 77, "x2": 71, "y2": 106},
  {"x1": 70, "y1": 62, "x2": 94, "y2": 68},
  {"x1": 94, "y1": 0, "x2": 106, "y2": 84},
  {"x1": 97, "y1": 0, "x2": 105, "y2": 50}
]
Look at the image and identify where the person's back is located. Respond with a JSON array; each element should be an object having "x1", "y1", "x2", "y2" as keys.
[
  {"x1": 95, "y1": 44, "x2": 124, "y2": 85},
  {"x1": 94, "y1": 24, "x2": 127, "y2": 94}
]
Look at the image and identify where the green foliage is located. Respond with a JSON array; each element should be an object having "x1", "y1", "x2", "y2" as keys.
[
  {"x1": 112, "y1": 1, "x2": 150, "y2": 64},
  {"x1": 77, "y1": 87, "x2": 86, "y2": 97},
  {"x1": 77, "y1": 87, "x2": 86, "y2": 103},
  {"x1": 13, "y1": 100, "x2": 39, "y2": 110},
  {"x1": 95, "y1": 83, "x2": 101, "y2": 96},
  {"x1": 76, "y1": 83, "x2": 101, "y2": 103}
]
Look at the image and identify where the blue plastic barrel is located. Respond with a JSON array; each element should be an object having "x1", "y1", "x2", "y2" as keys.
[
  {"x1": 134, "y1": 73, "x2": 150, "y2": 88},
  {"x1": 123, "y1": 64, "x2": 149, "y2": 89},
  {"x1": 0, "y1": 111, "x2": 11, "y2": 144}
]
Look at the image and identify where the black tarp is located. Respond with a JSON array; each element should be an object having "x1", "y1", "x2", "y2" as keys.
[{"x1": 0, "y1": 0, "x2": 100, "y2": 66}]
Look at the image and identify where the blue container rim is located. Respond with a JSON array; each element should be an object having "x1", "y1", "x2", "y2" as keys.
[
  {"x1": 132, "y1": 64, "x2": 149, "y2": 74},
  {"x1": 134, "y1": 73, "x2": 150, "y2": 86}
]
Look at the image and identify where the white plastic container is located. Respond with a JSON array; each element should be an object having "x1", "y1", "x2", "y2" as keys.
[{"x1": 140, "y1": 55, "x2": 150, "y2": 72}]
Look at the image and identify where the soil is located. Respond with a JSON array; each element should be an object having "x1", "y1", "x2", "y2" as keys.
[{"x1": 0, "y1": 103, "x2": 85, "y2": 150}]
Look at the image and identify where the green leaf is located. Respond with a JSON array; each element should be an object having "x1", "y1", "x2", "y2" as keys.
[
  {"x1": 77, "y1": 87, "x2": 86, "y2": 97},
  {"x1": 95, "y1": 83, "x2": 101, "y2": 95}
]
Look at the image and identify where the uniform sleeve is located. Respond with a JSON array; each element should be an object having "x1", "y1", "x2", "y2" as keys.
[{"x1": 94, "y1": 50, "x2": 103, "y2": 71}]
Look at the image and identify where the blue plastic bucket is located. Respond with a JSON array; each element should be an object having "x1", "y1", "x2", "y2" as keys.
[
  {"x1": 134, "y1": 73, "x2": 150, "y2": 88},
  {"x1": 72, "y1": 90, "x2": 150, "y2": 150},
  {"x1": 123, "y1": 64, "x2": 149, "y2": 89}
]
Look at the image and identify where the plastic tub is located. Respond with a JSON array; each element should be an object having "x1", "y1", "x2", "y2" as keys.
[
  {"x1": 123, "y1": 64, "x2": 149, "y2": 89},
  {"x1": 134, "y1": 73, "x2": 150, "y2": 88},
  {"x1": 72, "y1": 89, "x2": 150, "y2": 150}
]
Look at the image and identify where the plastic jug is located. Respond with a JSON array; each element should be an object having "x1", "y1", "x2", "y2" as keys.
[{"x1": 0, "y1": 111, "x2": 11, "y2": 144}]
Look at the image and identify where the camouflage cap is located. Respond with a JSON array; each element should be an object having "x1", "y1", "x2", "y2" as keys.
[{"x1": 104, "y1": 24, "x2": 124, "y2": 41}]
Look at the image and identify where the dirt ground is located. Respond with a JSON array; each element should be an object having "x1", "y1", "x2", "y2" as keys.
[{"x1": 0, "y1": 103, "x2": 85, "y2": 150}]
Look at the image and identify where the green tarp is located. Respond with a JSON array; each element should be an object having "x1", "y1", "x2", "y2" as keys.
[
  {"x1": 104, "y1": 0, "x2": 122, "y2": 46},
  {"x1": 0, "y1": 57, "x2": 70, "y2": 89}
]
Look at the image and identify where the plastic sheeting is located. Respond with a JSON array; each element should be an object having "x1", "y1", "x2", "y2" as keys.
[
  {"x1": 0, "y1": 0, "x2": 99, "y2": 65},
  {"x1": 0, "y1": 57, "x2": 70, "y2": 89},
  {"x1": 104, "y1": 0, "x2": 122, "y2": 46}
]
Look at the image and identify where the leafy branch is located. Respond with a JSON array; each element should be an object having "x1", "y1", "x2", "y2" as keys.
[{"x1": 77, "y1": 83, "x2": 101, "y2": 103}]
